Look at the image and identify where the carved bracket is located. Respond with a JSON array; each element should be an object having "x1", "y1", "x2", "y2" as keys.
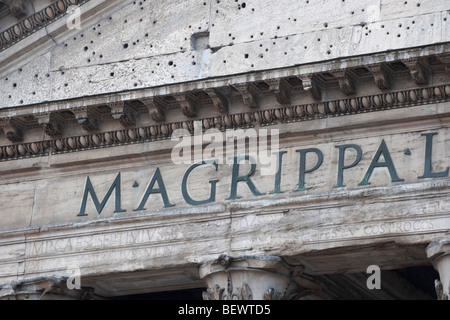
[
  {"x1": 298, "y1": 74, "x2": 322, "y2": 100},
  {"x1": 35, "y1": 112, "x2": 64, "y2": 137},
  {"x1": 0, "y1": 117, "x2": 23, "y2": 142},
  {"x1": 426, "y1": 238, "x2": 450, "y2": 301},
  {"x1": 200, "y1": 255, "x2": 325, "y2": 300},
  {"x1": 367, "y1": 63, "x2": 393, "y2": 90},
  {"x1": 0, "y1": 0, "x2": 29, "y2": 19},
  {"x1": 437, "y1": 53, "x2": 450, "y2": 76},
  {"x1": 266, "y1": 79, "x2": 292, "y2": 105},
  {"x1": 108, "y1": 101, "x2": 137, "y2": 127},
  {"x1": 174, "y1": 93, "x2": 198, "y2": 118},
  {"x1": 331, "y1": 69, "x2": 357, "y2": 95},
  {"x1": 402, "y1": 58, "x2": 430, "y2": 85},
  {"x1": 232, "y1": 83, "x2": 259, "y2": 108},
  {"x1": 140, "y1": 97, "x2": 168, "y2": 122},
  {"x1": 72, "y1": 107, "x2": 100, "y2": 131},
  {"x1": 0, "y1": 277, "x2": 102, "y2": 300},
  {"x1": 204, "y1": 88, "x2": 229, "y2": 113}
]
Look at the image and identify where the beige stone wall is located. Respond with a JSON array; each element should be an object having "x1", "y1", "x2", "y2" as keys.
[
  {"x1": 0, "y1": 0, "x2": 449, "y2": 107},
  {"x1": 0, "y1": 0, "x2": 449, "y2": 296}
]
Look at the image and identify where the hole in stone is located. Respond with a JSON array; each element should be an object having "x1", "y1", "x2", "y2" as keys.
[
  {"x1": 190, "y1": 31, "x2": 210, "y2": 51},
  {"x1": 123, "y1": 43, "x2": 129, "y2": 49}
]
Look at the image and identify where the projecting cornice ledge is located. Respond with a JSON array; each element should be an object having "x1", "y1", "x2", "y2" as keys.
[
  {"x1": 0, "y1": 0, "x2": 91, "y2": 52},
  {"x1": 0, "y1": 49, "x2": 449, "y2": 161}
]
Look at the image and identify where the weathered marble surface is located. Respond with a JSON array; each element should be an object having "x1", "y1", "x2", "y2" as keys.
[
  {"x1": 1, "y1": 104, "x2": 450, "y2": 293},
  {"x1": 1, "y1": 0, "x2": 449, "y2": 107},
  {"x1": 0, "y1": 0, "x2": 449, "y2": 297}
]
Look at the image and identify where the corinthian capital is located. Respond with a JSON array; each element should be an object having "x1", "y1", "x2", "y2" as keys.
[{"x1": 199, "y1": 255, "x2": 324, "y2": 300}]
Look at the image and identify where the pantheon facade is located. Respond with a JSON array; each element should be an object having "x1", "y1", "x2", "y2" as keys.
[{"x1": 0, "y1": 0, "x2": 449, "y2": 300}]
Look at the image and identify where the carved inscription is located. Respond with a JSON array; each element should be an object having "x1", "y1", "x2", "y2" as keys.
[
  {"x1": 310, "y1": 219, "x2": 436, "y2": 242},
  {"x1": 27, "y1": 226, "x2": 184, "y2": 256},
  {"x1": 76, "y1": 131, "x2": 450, "y2": 216}
]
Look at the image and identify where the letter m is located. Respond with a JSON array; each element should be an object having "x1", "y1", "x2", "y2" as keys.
[{"x1": 78, "y1": 173, "x2": 126, "y2": 216}]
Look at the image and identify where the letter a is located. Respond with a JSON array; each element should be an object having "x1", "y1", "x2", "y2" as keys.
[{"x1": 366, "y1": 265, "x2": 381, "y2": 290}]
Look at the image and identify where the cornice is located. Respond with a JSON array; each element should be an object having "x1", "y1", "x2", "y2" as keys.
[
  {"x1": 0, "y1": 0, "x2": 90, "y2": 52},
  {"x1": 0, "y1": 82, "x2": 448, "y2": 162},
  {"x1": 0, "y1": 48, "x2": 449, "y2": 162}
]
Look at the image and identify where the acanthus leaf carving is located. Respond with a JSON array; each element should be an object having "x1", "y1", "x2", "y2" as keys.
[
  {"x1": 140, "y1": 97, "x2": 167, "y2": 122},
  {"x1": 204, "y1": 88, "x2": 229, "y2": 113},
  {"x1": 266, "y1": 79, "x2": 292, "y2": 105},
  {"x1": 435, "y1": 279, "x2": 448, "y2": 300},
  {"x1": 367, "y1": 63, "x2": 393, "y2": 90},
  {"x1": 264, "y1": 288, "x2": 285, "y2": 300},
  {"x1": 202, "y1": 285, "x2": 224, "y2": 300},
  {"x1": 174, "y1": 93, "x2": 198, "y2": 118},
  {"x1": 1, "y1": 0, "x2": 28, "y2": 19},
  {"x1": 200, "y1": 255, "x2": 327, "y2": 301},
  {"x1": 0, "y1": 117, "x2": 23, "y2": 142},
  {"x1": 331, "y1": 69, "x2": 357, "y2": 95},
  {"x1": 0, "y1": 84, "x2": 449, "y2": 161},
  {"x1": 232, "y1": 83, "x2": 259, "y2": 108},
  {"x1": 72, "y1": 106, "x2": 100, "y2": 131},
  {"x1": 108, "y1": 101, "x2": 137, "y2": 127},
  {"x1": 402, "y1": 58, "x2": 430, "y2": 85},
  {"x1": 0, "y1": 277, "x2": 102, "y2": 300},
  {"x1": 35, "y1": 112, "x2": 64, "y2": 137},
  {"x1": 298, "y1": 74, "x2": 322, "y2": 100},
  {"x1": 437, "y1": 53, "x2": 450, "y2": 76}
]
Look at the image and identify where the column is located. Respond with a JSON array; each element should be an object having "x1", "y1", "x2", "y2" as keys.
[
  {"x1": 0, "y1": 277, "x2": 101, "y2": 300},
  {"x1": 199, "y1": 254, "x2": 324, "y2": 300},
  {"x1": 426, "y1": 239, "x2": 450, "y2": 300}
]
